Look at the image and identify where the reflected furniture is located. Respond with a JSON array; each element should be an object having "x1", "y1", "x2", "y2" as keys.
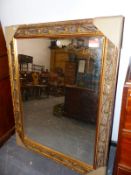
[
  {"x1": 65, "y1": 61, "x2": 77, "y2": 85},
  {"x1": 18, "y1": 54, "x2": 33, "y2": 72},
  {"x1": 19, "y1": 54, "x2": 49, "y2": 100},
  {"x1": 0, "y1": 22, "x2": 14, "y2": 145},
  {"x1": 113, "y1": 60, "x2": 131, "y2": 175},
  {"x1": 50, "y1": 48, "x2": 68, "y2": 73},
  {"x1": 21, "y1": 77, "x2": 49, "y2": 100},
  {"x1": 64, "y1": 85, "x2": 98, "y2": 123},
  {"x1": 49, "y1": 68, "x2": 65, "y2": 96}
]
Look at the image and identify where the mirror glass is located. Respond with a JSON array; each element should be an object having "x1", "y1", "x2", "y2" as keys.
[{"x1": 16, "y1": 36, "x2": 104, "y2": 165}]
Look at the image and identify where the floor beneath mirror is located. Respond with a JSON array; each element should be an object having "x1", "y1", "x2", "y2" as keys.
[
  {"x1": 0, "y1": 135, "x2": 116, "y2": 175},
  {"x1": 23, "y1": 96, "x2": 96, "y2": 165}
]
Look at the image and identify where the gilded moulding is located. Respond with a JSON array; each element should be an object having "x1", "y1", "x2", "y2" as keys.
[{"x1": 7, "y1": 18, "x2": 123, "y2": 174}]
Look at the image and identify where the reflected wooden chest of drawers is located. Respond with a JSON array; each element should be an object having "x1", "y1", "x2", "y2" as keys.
[
  {"x1": 64, "y1": 85, "x2": 98, "y2": 123},
  {"x1": 64, "y1": 61, "x2": 77, "y2": 85}
]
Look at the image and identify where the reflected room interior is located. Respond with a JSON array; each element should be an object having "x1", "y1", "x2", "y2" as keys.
[{"x1": 17, "y1": 36, "x2": 104, "y2": 165}]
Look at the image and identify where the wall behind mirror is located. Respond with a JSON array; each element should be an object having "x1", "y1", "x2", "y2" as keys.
[{"x1": 16, "y1": 36, "x2": 104, "y2": 165}]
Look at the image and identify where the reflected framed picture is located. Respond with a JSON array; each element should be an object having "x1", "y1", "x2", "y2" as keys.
[{"x1": 78, "y1": 59, "x2": 86, "y2": 73}]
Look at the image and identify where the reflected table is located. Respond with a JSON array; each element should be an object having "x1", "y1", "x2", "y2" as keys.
[{"x1": 21, "y1": 83, "x2": 49, "y2": 100}]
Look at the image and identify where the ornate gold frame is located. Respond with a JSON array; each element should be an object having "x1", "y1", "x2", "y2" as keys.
[{"x1": 7, "y1": 18, "x2": 123, "y2": 174}]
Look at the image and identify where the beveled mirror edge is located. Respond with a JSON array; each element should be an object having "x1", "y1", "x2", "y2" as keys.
[{"x1": 6, "y1": 18, "x2": 122, "y2": 174}]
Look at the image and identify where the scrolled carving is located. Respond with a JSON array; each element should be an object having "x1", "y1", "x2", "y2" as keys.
[
  {"x1": 15, "y1": 19, "x2": 102, "y2": 38},
  {"x1": 95, "y1": 40, "x2": 118, "y2": 167},
  {"x1": 23, "y1": 137, "x2": 93, "y2": 174}
]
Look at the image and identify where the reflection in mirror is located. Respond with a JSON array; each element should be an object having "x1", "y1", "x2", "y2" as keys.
[{"x1": 17, "y1": 36, "x2": 104, "y2": 165}]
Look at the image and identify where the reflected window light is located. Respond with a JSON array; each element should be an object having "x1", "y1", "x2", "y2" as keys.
[{"x1": 88, "y1": 38, "x2": 99, "y2": 48}]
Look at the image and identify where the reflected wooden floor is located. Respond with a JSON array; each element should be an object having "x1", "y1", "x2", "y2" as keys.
[{"x1": 23, "y1": 96, "x2": 96, "y2": 164}]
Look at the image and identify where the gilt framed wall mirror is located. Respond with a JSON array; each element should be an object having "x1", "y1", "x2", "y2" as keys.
[{"x1": 7, "y1": 16, "x2": 124, "y2": 174}]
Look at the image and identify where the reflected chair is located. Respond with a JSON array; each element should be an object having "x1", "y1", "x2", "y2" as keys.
[{"x1": 49, "y1": 67, "x2": 65, "y2": 96}]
